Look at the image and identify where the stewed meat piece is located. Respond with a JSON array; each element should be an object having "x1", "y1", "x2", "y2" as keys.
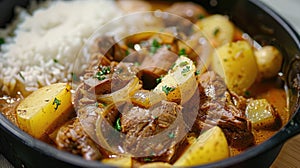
[
  {"x1": 55, "y1": 118, "x2": 103, "y2": 160},
  {"x1": 192, "y1": 71, "x2": 254, "y2": 149},
  {"x1": 120, "y1": 100, "x2": 187, "y2": 163}
]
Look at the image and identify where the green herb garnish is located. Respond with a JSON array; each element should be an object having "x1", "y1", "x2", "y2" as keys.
[
  {"x1": 150, "y1": 39, "x2": 161, "y2": 54},
  {"x1": 166, "y1": 44, "x2": 171, "y2": 50},
  {"x1": 181, "y1": 66, "x2": 191, "y2": 76},
  {"x1": 100, "y1": 66, "x2": 111, "y2": 75},
  {"x1": 144, "y1": 158, "x2": 152, "y2": 162},
  {"x1": 53, "y1": 97, "x2": 61, "y2": 111},
  {"x1": 178, "y1": 48, "x2": 186, "y2": 56},
  {"x1": 170, "y1": 63, "x2": 176, "y2": 70},
  {"x1": 198, "y1": 14, "x2": 205, "y2": 20},
  {"x1": 125, "y1": 49, "x2": 130, "y2": 56},
  {"x1": 134, "y1": 62, "x2": 140, "y2": 66},
  {"x1": 53, "y1": 58, "x2": 58, "y2": 63},
  {"x1": 244, "y1": 90, "x2": 251, "y2": 97},
  {"x1": 195, "y1": 70, "x2": 201, "y2": 76},
  {"x1": 127, "y1": 42, "x2": 134, "y2": 49},
  {"x1": 71, "y1": 72, "x2": 78, "y2": 82},
  {"x1": 179, "y1": 61, "x2": 188, "y2": 67},
  {"x1": 156, "y1": 76, "x2": 163, "y2": 84},
  {"x1": 162, "y1": 85, "x2": 175, "y2": 95},
  {"x1": 168, "y1": 132, "x2": 175, "y2": 139},
  {"x1": 0, "y1": 38, "x2": 5, "y2": 45},
  {"x1": 94, "y1": 66, "x2": 111, "y2": 81},
  {"x1": 115, "y1": 118, "x2": 122, "y2": 132},
  {"x1": 95, "y1": 73, "x2": 106, "y2": 81},
  {"x1": 178, "y1": 48, "x2": 187, "y2": 56},
  {"x1": 213, "y1": 28, "x2": 220, "y2": 36},
  {"x1": 18, "y1": 72, "x2": 25, "y2": 81}
]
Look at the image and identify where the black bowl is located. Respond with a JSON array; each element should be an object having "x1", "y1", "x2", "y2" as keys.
[{"x1": 0, "y1": 0, "x2": 300, "y2": 168}]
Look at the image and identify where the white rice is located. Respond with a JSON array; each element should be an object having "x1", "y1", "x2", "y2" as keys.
[{"x1": 0, "y1": 0, "x2": 123, "y2": 95}]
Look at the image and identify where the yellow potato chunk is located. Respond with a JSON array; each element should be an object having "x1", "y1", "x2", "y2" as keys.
[
  {"x1": 254, "y1": 45, "x2": 283, "y2": 79},
  {"x1": 153, "y1": 56, "x2": 197, "y2": 104},
  {"x1": 245, "y1": 99, "x2": 277, "y2": 129},
  {"x1": 174, "y1": 126, "x2": 229, "y2": 167},
  {"x1": 140, "y1": 162, "x2": 172, "y2": 168},
  {"x1": 196, "y1": 14, "x2": 234, "y2": 47},
  {"x1": 102, "y1": 157, "x2": 132, "y2": 168},
  {"x1": 16, "y1": 83, "x2": 73, "y2": 139},
  {"x1": 211, "y1": 40, "x2": 258, "y2": 94}
]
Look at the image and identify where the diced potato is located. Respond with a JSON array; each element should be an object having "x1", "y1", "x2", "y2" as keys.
[
  {"x1": 174, "y1": 126, "x2": 229, "y2": 167},
  {"x1": 153, "y1": 56, "x2": 197, "y2": 104},
  {"x1": 196, "y1": 14, "x2": 234, "y2": 47},
  {"x1": 16, "y1": 83, "x2": 73, "y2": 139},
  {"x1": 245, "y1": 99, "x2": 278, "y2": 129},
  {"x1": 211, "y1": 40, "x2": 258, "y2": 94},
  {"x1": 254, "y1": 45, "x2": 283, "y2": 79},
  {"x1": 101, "y1": 157, "x2": 132, "y2": 168}
]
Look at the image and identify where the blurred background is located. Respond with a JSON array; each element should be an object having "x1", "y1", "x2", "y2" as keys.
[{"x1": 1, "y1": 0, "x2": 300, "y2": 167}]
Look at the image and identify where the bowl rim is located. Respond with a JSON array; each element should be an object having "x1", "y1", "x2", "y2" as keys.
[{"x1": 0, "y1": 0, "x2": 300, "y2": 167}]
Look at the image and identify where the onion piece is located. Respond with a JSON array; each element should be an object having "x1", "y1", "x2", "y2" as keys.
[{"x1": 96, "y1": 77, "x2": 141, "y2": 104}]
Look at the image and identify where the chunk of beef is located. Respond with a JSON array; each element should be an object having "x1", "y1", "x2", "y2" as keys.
[
  {"x1": 91, "y1": 36, "x2": 127, "y2": 62},
  {"x1": 55, "y1": 118, "x2": 102, "y2": 160},
  {"x1": 164, "y1": 2, "x2": 208, "y2": 34},
  {"x1": 165, "y1": 2, "x2": 208, "y2": 23},
  {"x1": 192, "y1": 71, "x2": 254, "y2": 149},
  {"x1": 82, "y1": 61, "x2": 139, "y2": 95},
  {"x1": 139, "y1": 47, "x2": 178, "y2": 89},
  {"x1": 140, "y1": 47, "x2": 178, "y2": 75},
  {"x1": 120, "y1": 100, "x2": 187, "y2": 162}
]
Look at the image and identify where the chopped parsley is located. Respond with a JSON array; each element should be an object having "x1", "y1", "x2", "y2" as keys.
[
  {"x1": 144, "y1": 158, "x2": 152, "y2": 162},
  {"x1": 53, "y1": 97, "x2": 61, "y2": 111},
  {"x1": 181, "y1": 66, "x2": 191, "y2": 76},
  {"x1": 168, "y1": 132, "x2": 175, "y2": 139},
  {"x1": 115, "y1": 117, "x2": 122, "y2": 132},
  {"x1": 162, "y1": 85, "x2": 175, "y2": 95},
  {"x1": 198, "y1": 14, "x2": 205, "y2": 20},
  {"x1": 244, "y1": 90, "x2": 251, "y2": 97},
  {"x1": 71, "y1": 72, "x2": 78, "y2": 82},
  {"x1": 127, "y1": 42, "x2": 134, "y2": 49},
  {"x1": 0, "y1": 38, "x2": 5, "y2": 45},
  {"x1": 156, "y1": 76, "x2": 163, "y2": 84},
  {"x1": 179, "y1": 61, "x2": 188, "y2": 67},
  {"x1": 213, "y1": 28, "x2": 220, "y2": 36},
  {"x1": 125, "y1": 49, "x2": 130, "y2": 56},
  {"x1": 150, "y1": 39, "x2": 161, "y2": 54},
  {"x1": 195, "y1": 70, "x2": 201, "y2": 76},
  {"x1": 100, "y1": 66, "x2": 111, "y2": 75},
  {"x1": 94, "y1": 66, "x2": 111, "y2": 81},
  {"x1": 134, "y1": 62, "x2": 140, "y2": 66},
  {"x1": 18, "y1": 72, "x2": 25, "y2": 81},
  {"x1": 178, "y1": 48, "x2": 187, "y2": 56},
  {"x1": 95, "y1": 73, "x2": 106, "y2": 81},
  {"x1": 170, "y1": 63, "x2": 176, "y2": 70},
  {"x1": 53, "y1": 58, "x2": 58, "y2": 63},
  {"x1": 166, "y1": 44, "x2": 171, "y2": 50}
]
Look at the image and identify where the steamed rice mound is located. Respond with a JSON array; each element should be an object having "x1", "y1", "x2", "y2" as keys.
[{"x1": 0, "y1": 0, "x2": 122, "y2": 96}]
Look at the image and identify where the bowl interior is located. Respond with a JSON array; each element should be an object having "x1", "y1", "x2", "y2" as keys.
[{"x1": 0, "y1": 0, "x2": 300, "y2": 168}]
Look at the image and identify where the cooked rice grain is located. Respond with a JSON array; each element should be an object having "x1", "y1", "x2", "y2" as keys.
[{"x1": 0, "y1": 0, "x2": 122, "y2": 95}]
